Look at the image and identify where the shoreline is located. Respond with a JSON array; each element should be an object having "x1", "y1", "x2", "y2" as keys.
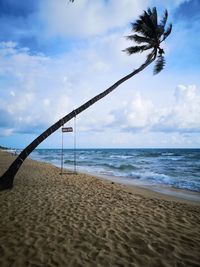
[
  {"x1": 0, "y1": 149, "x2": 200, "y2": 266},
  {"x1": 5, "y1": 148, "x2": 200, "y2": 204},
  {"x1": 78, "y1": 169, "x2": 200, "y2": 205},
  {"x1": 2, "y1": 149, "x2": 200, "y2": 204},
  {"x1": 29, "y1": 151, "x2": 200, "y2": 205}
]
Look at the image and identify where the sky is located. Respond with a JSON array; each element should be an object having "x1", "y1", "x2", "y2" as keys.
[{"x1": 0, "y1": 0, "x2": 200, "y2": 149}]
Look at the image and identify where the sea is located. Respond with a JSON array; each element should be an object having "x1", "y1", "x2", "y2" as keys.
[{"x1": 27, "y1": 148, "x2": 200, "y2": 201}]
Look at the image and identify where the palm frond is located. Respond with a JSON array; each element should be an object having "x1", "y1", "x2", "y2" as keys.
[
  {"x1": 131, "y1": 20, "x2": 145, "y2": 34},
  {"x1": 151, "y1": 7, "x2": 158, "y2": 28},
  {"x1": 156, "y1": 10, "x2": 168, "y2": 38},
  {"x1": 160, "y1": 9, "x2": 168, "y2": 28},
  {"x1": 124, "y1": 7, "x2": 172, "y2": 75},
  {"x1": 153, "y1": 53, "x2": 165, "y2": 74},
  {"x1": 131, "y1": 21, "x2": 155, "y2": 39},
  {"x1": 156, "y1": 25, "x2": 164, "y2": 38},
  {"x1": 147, "y1": 8, "x2": 152, "y2": 16},
  {"x1": 123, "y1": 45, "x2": 150, "y2": 55},
  {"x1": 131, "y1": 8, "x2": 158, "y2": 39},
  {"x1": 142, "y1": 11, "x2": 156, "y2": 32},
  {"x1": 126, "y1": 34, "x2": 151, "y2": 44},
  {"x1": 144, "y1": 8, "x2": 160, "y2": 38},
  {"x1": 163, "y1": 23, "x2": 172, "y2": 41}
]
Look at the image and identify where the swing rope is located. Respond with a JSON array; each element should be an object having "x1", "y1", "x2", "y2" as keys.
[
  {"x1": 74, "y1": 115, "x2": 77, "y2": 174},
  {"x1": 60, "y1": 115, "x2": 77, "y2": 175},
  {"x1": 60, "y1": 124, "x2": 64, "y2": 175}
]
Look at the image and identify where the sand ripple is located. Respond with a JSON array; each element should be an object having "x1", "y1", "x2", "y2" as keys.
[{"x1": 0, "y1": 151, "x2": 200, "y2": 267}]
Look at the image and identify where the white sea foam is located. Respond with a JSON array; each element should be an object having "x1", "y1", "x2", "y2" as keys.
[{"x1": 29, "y1": 148, "x2": 200, "y2": 193}]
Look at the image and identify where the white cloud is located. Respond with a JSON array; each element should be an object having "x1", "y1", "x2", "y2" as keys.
[
  {"x1": 125, "y1": 93, "x2": 155, "y2": 129},
  {"x1": 0, "y1": 0, "x2": 199, "y2": 149},
  {"x1": 0, "y1": 12, "x2": 199, "y2": 150},
  {"x1": 0, "y1": 42, "x2": 74, "y2": 133},
  {"x1": 109, "y1": 85, "x2": 200, "y2": 134},
  {"x1": 0, "y1": 128, "x2": 13, "y2": 137},
  {"x1": 1, "y1": 38, "x2": 199, "y2": 140},
  {"x1": 159, "y1": 85, "x2": 200, "y2": 132},
  {"x1": 39, "y1": 0, "x2": 149, "y2": 38},
  {"x1": 0, "y1": 34, "x2": 148, "y2": 140}
]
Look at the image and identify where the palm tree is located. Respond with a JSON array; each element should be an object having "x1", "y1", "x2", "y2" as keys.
[{"x1": 0, "y1": 7, "x2": 172, "y2": 190}]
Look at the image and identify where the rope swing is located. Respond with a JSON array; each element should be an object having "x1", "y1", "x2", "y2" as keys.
[
  {"x1": 73, "y1": 115, "x2": 77, "y2": 174},
  {"x1": 60, "y1": 115, "x2": 77, "y2": 175}
]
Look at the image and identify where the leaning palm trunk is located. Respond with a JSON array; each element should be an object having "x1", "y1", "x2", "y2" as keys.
[
  {"x1": 0, "y1": 7, "x2": 172, "y2": 190},
  {"x1": 0, "y1": 57, "x2": 154, "y2": 190}
]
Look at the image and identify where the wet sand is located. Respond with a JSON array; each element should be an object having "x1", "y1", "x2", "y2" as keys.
[{"x1": 0, "y1": 150, "x2": 200, "y2": 266}]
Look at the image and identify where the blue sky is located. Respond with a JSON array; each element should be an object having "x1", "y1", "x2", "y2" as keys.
[{"x1": 0, "y1": 0, "x2": 200, "y2": 149}]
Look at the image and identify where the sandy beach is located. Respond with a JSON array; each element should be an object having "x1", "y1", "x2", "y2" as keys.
[{"x1": 0, "y1": 150, "x2": 200, "y2": 267}]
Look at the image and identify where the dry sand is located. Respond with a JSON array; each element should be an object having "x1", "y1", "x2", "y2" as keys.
[{"x1": 0, "y1": 150, "x2": 200, "y2": 267}]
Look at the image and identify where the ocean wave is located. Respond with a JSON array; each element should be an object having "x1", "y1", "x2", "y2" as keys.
[
  {"x1": 190, "y1": 154, "x2": 200, "y2": 160},
  {"x1": 43, "y1": 156, "x2": 59, "y2": 161},
  {"x1": 130, "y1": 171, "x2": 171, "y2": 184},
  {"x1": 128, "y1": 171, "x2": 200, "y2": 192},
  {"x1": 30, "y1": 148, "x2": 200, "y2": 193},
  {"x1": 168, "y1": 156, "x2": 185, "y2": 161},
  {"x1": 139, "y1": 152, "x2": 163, "y2": 158},
  {"x1": 101, "y1": 163, "x2": 138, "y2": 171},
  {"x1": 64, "y1": 159, "x2": 93, "y2": 166},
  {"x1": 109, "y1": 155, "x2": 133, "y2": 159},
  {"x1": 161, "y1": 152, "x2": 174, "y2": 156},
  {"x1": 64, "y1": 160, "x2": 138, "y2": 172}
]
